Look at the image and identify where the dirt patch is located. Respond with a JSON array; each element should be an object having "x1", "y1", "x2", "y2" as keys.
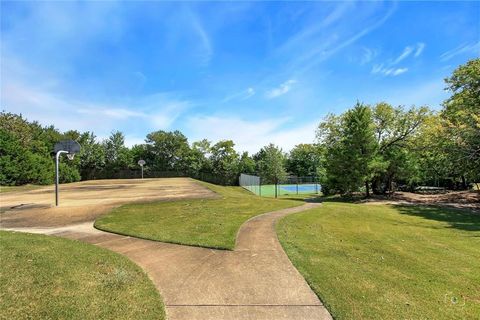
[
  {"x1": 362, "y1": 190, "x2": 480, "y2": 212},
  {"x1": 0, "y1": 178, "x2": 217, "y2": 228}
]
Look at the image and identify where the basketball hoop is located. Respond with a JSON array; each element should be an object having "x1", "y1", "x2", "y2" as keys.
[
  {"x1": 53, "y1": 140, "x2": 81, "y2": 206},
  {"x1": 138, "y1": 159, "x2": 146, "y2": 179}
]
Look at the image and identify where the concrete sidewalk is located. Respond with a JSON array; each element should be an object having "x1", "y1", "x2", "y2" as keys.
[{"x1": 4, "y1": 203, "x2": 332, "y2": 320}]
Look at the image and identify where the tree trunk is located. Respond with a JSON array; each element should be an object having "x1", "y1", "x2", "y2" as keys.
[
  {"x1": 275, "y1": 178, "x2": 278, "y2": 198},
  {"x1": 371, "y1": 179, "x2": 379, "y2": 195},
  {"x1": 461, "y1": 176, "x2": 467, "y2": 190},
  {"x1": 365, "y1": 181, "x2": 370, "y2": 198}
]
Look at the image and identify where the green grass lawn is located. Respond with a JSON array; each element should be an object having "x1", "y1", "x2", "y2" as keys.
[
  {"x1": 95, "y1": 181, "x2": 302, "y2": 250},
  {"x1": 277, "y1": 202, "x2": 480, "y2": 320},
  {"x1": 0, "y1": 231, "x2": 165, "y2": 320}
]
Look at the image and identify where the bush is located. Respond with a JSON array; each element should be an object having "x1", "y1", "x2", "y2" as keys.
[{"x1": 59, "y1": 162, "x2": 81, "y2": 183}]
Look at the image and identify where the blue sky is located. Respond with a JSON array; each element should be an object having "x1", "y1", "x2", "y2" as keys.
[{"x1": 1, "y1": 1, "x2": 479, "y2": 153}]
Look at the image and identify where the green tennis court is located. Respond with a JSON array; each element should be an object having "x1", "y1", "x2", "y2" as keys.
[{"x1": 255, "y1": 183, "x2": 321, "y2": 197}]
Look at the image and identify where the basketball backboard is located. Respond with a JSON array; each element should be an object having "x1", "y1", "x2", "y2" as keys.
[{"x1": 54, "y1": 140, "x2": 81, "y2": 154}]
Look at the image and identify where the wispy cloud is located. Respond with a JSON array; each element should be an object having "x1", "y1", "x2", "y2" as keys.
[
  {"x1": 276, "y1": 2, "x2": 355, "y2": 56},
  {"x1": 77, "y1": 108, "x2": 145, "y2": 119},
  {"x1": 392, "y1": 46, "x2": 414, "y2": 65},
  {"x1": 372, "y1": 65, "x2": 408, "y2": 76},
  {"x1": 440, "y1": 41, "x2": 480, "y2": 61},
  {"x1": 188, "y1": 9, "x2": 213, "y2": 66},
  {"x1": 360, "y1": 47, "x2": 378, "y2": 65},
  {"x1": 392, "y1": 43, "x2": 425, "y2": 64},
  {"x1": 222, "y1": 87, "x2": 255, "y2": 103},
  {"x1": 371, "y1": 43, "x2": 424, "y2": 76},
  {"x1": 2, "y1": 79, "x2": 189, "y2": 136},
  {"x1": 415, "y1": 42, "x2": 425, "y2": 57},
  {"x1": 265, "y1": 80, "x2": 297, "y2": 99},
  {"x1": 282, "y1": 2, "x2": 398, "y2": 75}
]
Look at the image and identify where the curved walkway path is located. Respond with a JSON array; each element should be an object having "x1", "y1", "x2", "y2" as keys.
[{"x1": 3, "y1": 203, "x2": 332, "y2": 320}]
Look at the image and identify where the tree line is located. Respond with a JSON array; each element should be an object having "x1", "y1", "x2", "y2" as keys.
[
  {"x1": 0, "y1": 112, "x2": 318, "y2": 186},
  {"x1": 1, "y1": 59, "x2": 478, "y2": 194},
  {"x1": 318, "y1": 58, "x2": 479, "y2": 194}
]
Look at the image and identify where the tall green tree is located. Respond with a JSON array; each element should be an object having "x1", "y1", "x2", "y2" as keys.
[
  {"x1": 286, "y1": 144, "x2": 323, "y2": 177},
  {"x1": 343, "y1": 103, "x2": 378, "y2": 196},
  {"x1": 210, "y1": 140, "x2": 239, "y2": 184},
  {"x1": 0, "y1": 112, "x2": 60, "y2": 185},
  {"x1": 78, "y1": 132, "x2": 105, "y2": 180},
  {"x1": 0, "y1": 128, "x2": 53, "y2": 185},
  {"x1": 103, "y1": 131, "x2": 132, "y2": 172},
  {"x1": 238, "y1": 152, "x2": 256, "y2": 175},
  {"x1": 255, "y1": 144, "x2": 287, "y2": 186},
  {"x1": 188, "y1": 139, "x2": 212, "y2": 174},
  {"x1": 441, "y1": 58, "x2": 480, "y2": 186},
  {"x1": 145, "y1": 130, "x2": 190, "y2": 171},
  {"x1": 318, "y1": 103, "x2": 378, "y2": 196},
  {"x1": 370, "y1": 103, "x2": 429, "y2": 193}
]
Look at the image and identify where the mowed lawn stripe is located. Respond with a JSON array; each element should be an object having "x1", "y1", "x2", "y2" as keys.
[
  {"x1": 94, "y1": 181, "x2": 302, "y2": 250},
  {"x1": 276, "y1": 202, "x2": 480, "y2": 320}
]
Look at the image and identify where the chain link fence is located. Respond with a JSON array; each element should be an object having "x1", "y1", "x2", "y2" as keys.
[
  {"x1": 239, "y1": 173, "x2": 261, "y2": 195},
  {"x1": 239, "y1": 173, "x2": 321, "y2": 197},
  {"x1": 82, "y1": 169, "x2": 236, "y2": 186}
]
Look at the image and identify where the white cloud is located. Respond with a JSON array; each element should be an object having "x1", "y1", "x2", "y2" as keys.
[
  {"x1": 392, "y1": 68, "x2": 408, "y2": 76},
  {"x1": 372, "y1": 65, "x2": 408, "y2": 76},
  {"x1": 440, "y1": 41, "x2": 480, "y2": 61},
  {"x1": 246, "y1": 87, "x2": 255, "y2": 98},
  {"x1": 222, "y1": 87, "x2": 255, "y2": 103},
  {"x1": 1, "y1": 79, "x2": 189, "y2": 138},
  {"x1": 187, "y1": 7, "x2": 213, "y2": 66},
  {"x1": 392, "y1": 46, "x2": 413, "y2": 65},
  {"x1": 265, "y1": 80, "x2": 297, "y2": 99},
  {"x1": 77, "y1": 108, "x2": 145, "y2": 119},
  {"x1": 370, "y1": 43, "x2": 423, "y2": 77},
  {"x1": 285, "y1": 3, "x2": 398, "y2": 75},
  {"x1": 415, "y1": 42, "x2": 425, "y2": 57},
  {"x1": 360, "y1": 47, "x2": 378, "y2": 65},
  {"x1": 185, "y1": 115, "x2": 318, "y2": 154}
]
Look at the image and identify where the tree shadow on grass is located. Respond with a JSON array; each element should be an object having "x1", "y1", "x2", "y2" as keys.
[
  {"x1": 393, "y1": 204, "x2": 480, "y2": 233},
  {"x1": 279, "y1": 195, "x2": 323, "y2": 203},
  {"x1": 316, "y1": 194, "x2": 364, "y2": 203}
]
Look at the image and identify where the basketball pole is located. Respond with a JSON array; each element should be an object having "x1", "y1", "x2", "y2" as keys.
[{"x1": 55, "y1": 150, "x2": 68, "y2": 206}]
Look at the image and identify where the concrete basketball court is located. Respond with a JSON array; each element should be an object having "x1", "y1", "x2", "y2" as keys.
[{"x1": 0, "y1": 178, "x2": 217, "y2": 228}]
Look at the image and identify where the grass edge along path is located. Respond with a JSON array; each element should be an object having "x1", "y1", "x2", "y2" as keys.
[
  {"x1": 0, "y1": 230, "x2": 166, "y2": 320},
  {"x1": 95, "y1": 180, "x2": 303, "y2": 250},
  {"x1": 276, "y1": 202, "x2": 480, "y2": 320}
]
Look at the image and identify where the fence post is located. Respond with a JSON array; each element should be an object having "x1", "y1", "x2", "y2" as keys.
[
  {"x1": 259, "y1": 178, "x2": 262, "y2": 197},
  {"x1": 296, "y1": 176, "x2": 299, "y2": 195}
]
